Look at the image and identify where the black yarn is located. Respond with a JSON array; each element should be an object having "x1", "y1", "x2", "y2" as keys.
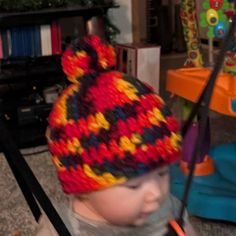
[
  {"x1": 123, "y1": 74, "x2": 153, "y2": 95},
  {"x1": 160, "y1": 122, "x2": 171, "y2": 137},
  {"x1": 123, "y1": 103, "x2": 137, "y2": 118},
  {"x1": 104, "y1": 109, "x2": 118, "y2": 124},
  {"x1": 70, "y1": 38, "x2": 115, "y2": 118},
  {"x1": 97, "y1": 128, "x2": 110, "y2": 144},
  {"x1": 70, "y1": 38, "x2": 100, "y2": 98},
  {"x1": 71, "y1": 38, "x2": 99, "y2": 72},
  {"x1": 50, "y1": 127, "x2": 62, "y2": 141},
  {"x1": 66, "y1": 91, "x2": 81, "y2": 120}
]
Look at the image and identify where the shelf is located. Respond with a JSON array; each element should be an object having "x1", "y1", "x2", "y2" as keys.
[
  {"x1": 0, "y1": 68, "x2": 64, "y2": 84},
  {"x1": 0, "y1": 55, "x2": 64, "y2": 84},
  {"x1": 1, "y1": 102, "x2": 52, "y2": 148},
  {"x1": 0, "y1": 3, "x2": 119, "y2": 148},
  {"x1": 6, "y1": 122, "x2": 48, "y2": 148},
  {"x1": 0, "y1": 4, "x2": 119, "y2": 28}
]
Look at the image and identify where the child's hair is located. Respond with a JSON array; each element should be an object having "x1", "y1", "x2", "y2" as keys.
[{"x1": 47, "y1": 35, "x2": 181, "y2": 194}]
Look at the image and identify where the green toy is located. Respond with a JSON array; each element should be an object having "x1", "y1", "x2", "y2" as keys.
[{"x1": 200, "y1": 0, "x2": 230, "y2": 39}]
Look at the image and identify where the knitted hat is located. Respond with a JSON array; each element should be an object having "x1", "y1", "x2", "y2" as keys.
[{"x1": 47, "y1": 36, "x2": 181, "y2": 194}]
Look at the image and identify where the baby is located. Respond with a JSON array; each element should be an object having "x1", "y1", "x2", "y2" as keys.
[{"x1": 36, "y1": 36, "x2": 197, "y2": 236}]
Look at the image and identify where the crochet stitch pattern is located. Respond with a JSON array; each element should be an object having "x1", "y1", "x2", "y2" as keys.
[{"x1": 47, "y1": 36, "x2": 182, "y2": 194}]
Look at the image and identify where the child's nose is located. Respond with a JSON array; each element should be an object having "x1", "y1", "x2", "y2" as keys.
[{"x1": 144, "y1": 180, "x2": 162, "y2": 202}]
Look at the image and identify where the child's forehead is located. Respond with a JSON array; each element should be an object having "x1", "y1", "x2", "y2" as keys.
[{"x1": 125, "y1": 166, "x2": 169, "y2": 182}]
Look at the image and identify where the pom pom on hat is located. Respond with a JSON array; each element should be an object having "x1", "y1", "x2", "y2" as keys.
[
  {"x1": 61, "y1": 35, "x2": 116, "y2": 83},
  {"x1": 47, "y1": 35, "x2": 182, "y2": 194}
]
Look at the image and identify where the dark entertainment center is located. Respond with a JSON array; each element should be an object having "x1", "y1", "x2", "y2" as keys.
[{"x1": 0, "y1": 3, "x2": 117, "y2": 148}]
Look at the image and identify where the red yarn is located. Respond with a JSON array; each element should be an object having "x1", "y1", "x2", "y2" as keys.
[{"x1": 61, "y1": 35, "x2": 116, "y2": 83}]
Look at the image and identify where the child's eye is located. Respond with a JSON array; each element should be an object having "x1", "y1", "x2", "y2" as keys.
[
  {"x1": 124, "y1": 181, "x2": 142, "y2": 189},
  {"x1": 157, "y1": 169, "x2": 169, "y2": 177},
  {"x1": 126, "y1": 184, "x2": 141, "y2": 189}
]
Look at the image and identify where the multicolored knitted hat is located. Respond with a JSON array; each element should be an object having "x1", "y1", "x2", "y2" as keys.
[{"x1": 47, "y1": 35, "x2": 181, "y2": 194}]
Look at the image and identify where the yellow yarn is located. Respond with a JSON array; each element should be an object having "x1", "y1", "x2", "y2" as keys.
[
  {"x1": 67, "y1": 137, "x2": 82, "y2": 154},
  {"x1": 153, "y1": 108, "x2": 165, "y2": 122},
  {"x1": 75, "y1": 51, "x2": 86, "y2": 57},
  {"x1": 116, "y1": 79, "x2": 139, "y2": 101},
  {"x1": 67, "y1": 140, "x2": 76, "y2": 154},
  {"x1": 55, "y1": 85, "x2": 80, "y2": 126},
  {"x1": 52, "y1": 156, "x2": 66, "y2": 171},
  {"x1": 95, "y1": 112, "x2": 110, "y2": 130},
  {"x1": 100, "y1": 59, "x2": 108, "y2": 69},
  {"x1": 131, "y1": 133, "x2": 142, "y2": 144},
  {"x1": 119, "y1": 136, "x2": 136, "y2": 153},
  {"x1": 102, "y1": 172, "x2": 122, "y2": 184},
  {"x1": 170, "y1": 132, "x2": 182, "y2": 150},
  {"x1": 88, "y1": 115, "x2": 100, "y2": 133},
  {"x1": 67, "y1": 51, "x2": 87, "y2": 83},
  {"x1": 147, "y1": 110, "x2": 160, "y2": 126},
  {"x1": 83, "y1": 164, "x2": 126, "y2": 186},
  {"x1": 141, "y1": 144, "x2": 148, "y2": 151},
  {"x1": 84, "y1": 164, "x2": 107, "y2": 186},
  {"x1": 75, "y1": 67, "x2": 84, "y2": 78}
]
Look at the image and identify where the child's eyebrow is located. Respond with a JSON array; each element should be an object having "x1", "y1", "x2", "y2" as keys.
[
  {"x1": 119, "y1": 176, "x2": 144, "y2": 187},
  {"x1": 122, "y1": 178, "x2": 141, "y2": 186}
]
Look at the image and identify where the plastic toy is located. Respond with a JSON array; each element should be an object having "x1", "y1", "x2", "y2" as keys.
[
  {"x1": 167, "y1": 67, "x2": 236, "y2": 117},
  {"x1": 180, "y1": 0, "x2": 203, "y2": 67},
  {"x1": 200, "y1": 0, "x2": 230, "y2": 65},
  {"x1": 168, "y1": 0, "x2": 236, "y2": 223}
]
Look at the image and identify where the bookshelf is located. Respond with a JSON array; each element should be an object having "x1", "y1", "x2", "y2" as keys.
[
  {"x1": 0, "y1": 3, "x2": 118, "y2": 148},
  {"x1": 0, "y1": 4, "x2": 118, "y2": 27}
]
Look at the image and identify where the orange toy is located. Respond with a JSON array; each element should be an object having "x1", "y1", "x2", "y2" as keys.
[
  {"x1": 180, "y1": 155, "x2": 215, "y2": 176},
  {"x1": 166, "y1": 67, "x2": 236, "y2": 117}
]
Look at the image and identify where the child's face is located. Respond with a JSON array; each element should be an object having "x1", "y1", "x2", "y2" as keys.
[{"x1": 77, "y1": 166, "x2": 170, "y2": 226}]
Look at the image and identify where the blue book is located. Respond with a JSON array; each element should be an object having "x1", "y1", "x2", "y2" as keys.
[
  {"x1": 18, "y1": 27, "x2": 25, "y2": 57},
  {"x1": 1, "y1": 29, "x2": 9, "y2": 58},
  {"x1": 29, "y1": 26, "x2": 35, "y2": 57},
  {"x1": 33, "y1": 25, "x2": 42, "y2": 57},
  {"x1": 22, "y1": 26, "x2": 33, "y2": 57},
  {"x1": 10, "y1": 27, "x2": 19, "y2": 57}
]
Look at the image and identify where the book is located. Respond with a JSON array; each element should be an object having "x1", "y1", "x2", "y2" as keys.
[
  {"x1": 10, "y1": 27, "x2": 20, "y2": 57},
  {"x1": 21, "y1": 26, "x2": 33, "y2": 57},
  {"x1": 1, "y1": 29, "x2": 9, "y2": 58},
  {"x1": 0, "y1": 32, "x2": 3, "y2": 59},
  {"x1": 40, "y1": 24, "x2": 52, "y2": 56},
  {"x1": 33, "y1": 25, "x2": 42, "y2": 57},
  {"x1": 51, "y1": 20, "x2": 62, "y2": 55}
]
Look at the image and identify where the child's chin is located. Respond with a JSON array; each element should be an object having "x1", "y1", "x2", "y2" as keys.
[{"x1": 132, "y1": 217, "x2": 147, "y2": 226}]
